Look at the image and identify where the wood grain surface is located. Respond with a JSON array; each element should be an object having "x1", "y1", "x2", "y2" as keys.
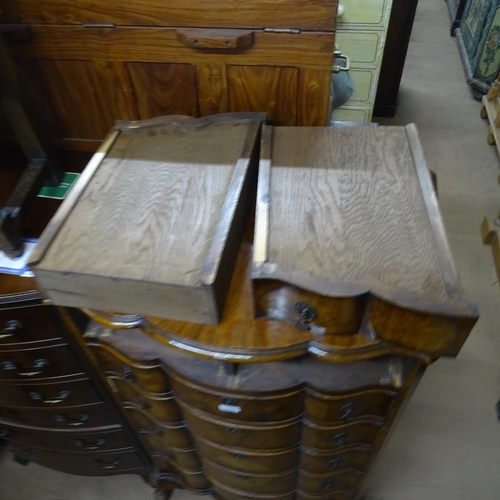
[
  {"x1": 0, "y1": 0, "x2": 338, "y2": 31},
  {"x1": 32, "y1": 114, "x2": 263, "y2": 324}
]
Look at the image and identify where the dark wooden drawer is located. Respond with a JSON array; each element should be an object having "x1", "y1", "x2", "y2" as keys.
[
  {"x1": 297, "y1": 469, "x2": 361, "y2": 493},
  {"x1": 0, "y1": 378, "x2": 102, "y2": 409},
  {"x1": 203, "y1": 457, "x2": 296, "y2": 494},
  {"x1": 0, "y1": 402, "x2": 119, "y2": 429},
  {"x1": 299, "y1": 447, "x2": 372, "y2": 474},
  {"x1": 3, "y1": 443, "x2": 145, "y2": 475},
  {"x1": 194, "y1": 434, "x2": 299, "y2": 474},
  {"x1": 87, "y1": 341, "x2": 170, "y2": 395},
  {"x1": 124, "y1": 405, "x2": 192, "y2": 449},
  {"x1": 302, "y1": 419, "x2": 385, "y2": 451},
  {"x1": 304, "y1": 387, "x2": 397, "y2": 424},
  {"x1": 211, "y1": 477, "x2": 295, "y2": 500},
  {"x1": 0, "y1": 424, "x2": 133, "y2": 453},
  {"x1": 180, "y1": 401, "x2": 300, "y2": 451},
  {"x1": 0, "y1": 343, "x2": 84, "y2": 381},
  {"x1": 170, "y1": 371, "x2": 302, "y2": 423},
  {"x1": 108, "y1": 375, "x2": 182, "y2": 423},
  {"x1": 0, "y1": 305, "x2": 62, "y2": 347}
]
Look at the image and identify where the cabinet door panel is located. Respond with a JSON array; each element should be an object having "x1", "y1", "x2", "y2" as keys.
[
  {"x1": 33, "y1": 60, "x2": 137, "y2": 140},
  {"x1": 227, "y1": 66, "x2": 297, "y2": 126},
  {"x1": 126, "y1": 63, "x2": 200, "y2": 119}
]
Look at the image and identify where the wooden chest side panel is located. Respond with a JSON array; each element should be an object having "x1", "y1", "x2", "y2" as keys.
[{"x1": 0, "y1": 0, "x2": 338, "y2": 31}]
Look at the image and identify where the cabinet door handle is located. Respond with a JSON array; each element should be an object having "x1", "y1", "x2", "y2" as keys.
[
  {"x1": 54, "y1": 413, "x2": 90, "y2": 426},
  {"x1": 74, "y1": 438, "x2": 106, "y2": 450},
  {"x1": 29, "y1": 390, "x2": 72, "y2": 404},
  {"x1": 92, "y1": 458, "x2": 121, "y2": 469},
  {"x1": 175, "y1": 28, "x2": 254, "y2": 49},
  {"x1": 0, "y1": 320, "x2": 23, "y2": 339},
  {"x1": 2, "y1": 358, "x2": 49, "y2": 377}
]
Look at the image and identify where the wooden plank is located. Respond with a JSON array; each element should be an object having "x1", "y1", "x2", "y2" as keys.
[{"x1": 0, "y1": 0, "x2": 338, "y2": 31}]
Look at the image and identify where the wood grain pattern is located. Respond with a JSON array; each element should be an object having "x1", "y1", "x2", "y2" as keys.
[
  {"x1": 126, "y1": 63, "x2": 199, "y2": 119},
  {"x1": 252, "y1": 125, "x2": 478, "y2": 358},
  {"x1": 197, "y1": 64, "x2": 230, "y2": 116},
  {"x1": 227, "y1": 66, "x2": 298, "y2": 126},
  {"x1": 0, "y1": 0, "x2": 338, "y2": 31},
  {"x1": 32, "y1": 114, "x2": 263, "y2": 324},
  {"x1": 297, "y1": 69, "x2": 332, "y2": 126},
  {"x1": 33, "y1": 59, "x2": 137, "y2": 140}
]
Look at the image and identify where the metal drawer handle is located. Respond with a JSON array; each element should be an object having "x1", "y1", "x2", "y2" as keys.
[
  {"x1": 92, "y1": 458, "x2": 121, "y2": 469},
  {"x1": 29, "y1": 390, "x2": 72, "y2": 404},
  {"x1": 323, "y1": 480, "x2": 335, "y2": 491},
  {"x1": 74, "y1": 438, "x2": 106, "y2": 450},
  {"x1": 2, "y1": 358, "x2": 49, "y2": 377},
  {"x1": 0, "y1": 320, "x2": 23, "y2": 339},
  {"x1": 54, "y1": 413, "x2": 90, "y2": 426},
  {"x1": 226, "y1": 426, "x2": 243, "y2": 434},
  {"x1": 122, "y1": 365, "x2": 135, "y2": 382},
  {"x1": 219, "y1": 396, "x2": 239, "y2": 406},
  {"x1": 340, "y1": 402, "x2": 357, "y2": 420},
  {"x1": 328, "y1": 457, "x2": 341, "y2": 470},
  {"x1": 332, "y1": 51, "x2": 350, "y2": 73},
  {"x1": 0, "y1": 428, "x2": 10, "y2": 438},
  {"x1": 332, "y1": 432, "x2": 347, "y2": 447}
]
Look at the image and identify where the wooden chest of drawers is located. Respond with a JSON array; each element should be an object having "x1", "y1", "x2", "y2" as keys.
[
  {"x1": 28, "y1": 114, "x2": 478, "y2": 499},
  {"x1": 0, "y1": 0, "x2": 338, "y2": 152}
]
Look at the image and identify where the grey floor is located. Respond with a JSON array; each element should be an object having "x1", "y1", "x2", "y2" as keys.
[{"x1": 2, "y1": 0, "x2": 500, "y2": 498}]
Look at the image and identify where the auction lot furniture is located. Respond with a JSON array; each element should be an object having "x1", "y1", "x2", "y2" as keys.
[{"x1": 6, "y1": 113, "x2": 476, "y2": 500}]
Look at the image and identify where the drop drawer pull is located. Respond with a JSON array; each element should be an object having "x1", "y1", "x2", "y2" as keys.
[
  {"x1": 332, "y1": 432, "x2": 347, "y2": 447},
  {"x1": 0, "y1": 320, "x2": 23, "y2": 339},
  {"x1": 340, "y1": 402, "x2": 357, "y2": 420},
  {"x1": 2, "y1": 358, "x2": 49, "y2": 377},
  {"x1": 29, "y1": 390, "x2": 72, "y2": 404},
  {"x1": 74, "y1": 438, "x2": 106, "y2": 450},
  {"x1": 323, "y1": 480, "x2": 335, "y2": 491},
  {"x1": 328, "y1": 457, "x2": 341, "y2": 470},
  {"x1": 92, "y1": 458, "x2": 121, "y2": 469},
  {"x1": 54, "y1": 413, "x2": 90, "y2": 426}
]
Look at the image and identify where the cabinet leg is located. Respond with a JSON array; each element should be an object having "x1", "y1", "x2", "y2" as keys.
[
  {"x1": 153, "y1": 488, "x2": 173, "y2": 500},
  {"x1": 480, "y1": 105, "x2": 487, "y2": 119}
]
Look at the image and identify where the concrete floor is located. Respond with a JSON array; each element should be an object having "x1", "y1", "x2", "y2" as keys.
[{"x1": 2, "y1": 0, "x2": 500, "y2": 498}]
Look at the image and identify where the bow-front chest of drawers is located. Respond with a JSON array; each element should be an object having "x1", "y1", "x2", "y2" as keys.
[{"x1": 27, "y1": 114, "x2": 478, "y2": 500}]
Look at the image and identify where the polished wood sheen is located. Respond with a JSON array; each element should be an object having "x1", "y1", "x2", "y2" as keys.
[{"x1": 31, "y1": 114, "x2": 264, "y2": 324}]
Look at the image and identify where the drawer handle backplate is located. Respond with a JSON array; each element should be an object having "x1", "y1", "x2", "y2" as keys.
[
  {"x1": 0, "y1": 320, "x2": 23, "y2": 339},
  {"x1": 74, "y1": 437, "x2": 106, "y2": 450},
  {"x1": 328, "y1": 457, "x2": 341, "y2": 470},
  {"x1": 2, "y1": 358, "x2": 49, "y2": 377},
  {"x1": 340, "y1": 402, "x2": 357, "y2": 420},
  {"x1": 29, "y1": 390, "x2": 72, "y2": 404},
  {"x1": 332, "y1": 432, "x2": 347, "y2": 447},
  {"x1": 54, "y1": 412, "x2": 90, "y2": 426}
]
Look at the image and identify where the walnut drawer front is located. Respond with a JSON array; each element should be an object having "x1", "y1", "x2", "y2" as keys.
[
  {"x1": 297, "y1": 469, "x2": 361, "y2": 493},
  {"x1": 0, "y1": 402, "x2": 119, "y2": 429},
  {"x1": 170, "y1": 371, "x2": 302, "y2": 423},
  {"x1": 87, "y1": 341, "x2": 170, "y2": 396},
  {"x1": 0, "y1": 344, "x2": 84, "y2": 381},
  {"x1": 124, "y1": 405, "x2": 192, "y2": 449},
  {"x1": 210, "y1": 476, "x2": 295, "y2": 500},
  {"x1": 202, "y1": 457, "x2": 296, "y2": 494},
  {"x1": 0, "y1": 424, "x2": 134, "y2": 454},
  {"x1": 193, "y1": 434, "x2": 299, "y2": 474},
  {"x1": 180, "y1": 402, "x2": 301, "y2": 450},
  {"x1": 0, "y1": 305, "x2": 62, "y2": 347},
  {"x1": 304, "y1": 387, "x2": 397, "y2": 424},
  {"x1": 107, "y1": 376, "x2": 183, "y2": 423},
  {"x1": 0, "y1": 378, "x2": 102, "y2": 409},
  {"x1": 299, "y1": 446, "x2": 372, "y2": 474},
  {"x1": 3, "y1": 443, "x2": 145, "y2": 475},
  {"x1": 302, "y1": 419, "x2": 385, "y2": 450}
]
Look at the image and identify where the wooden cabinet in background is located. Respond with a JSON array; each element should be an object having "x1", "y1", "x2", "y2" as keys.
[{"x1": 0, "y1": 0, "x2": 338, "y2": 151}]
